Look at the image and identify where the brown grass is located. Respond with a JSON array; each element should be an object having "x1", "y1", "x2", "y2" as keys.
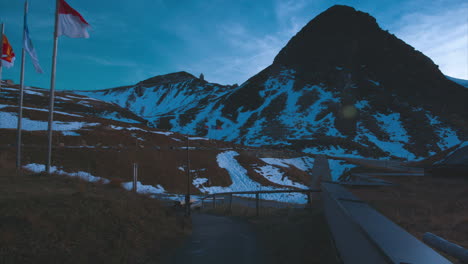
[
  {"x1": 0, "y1": 167, "x2": 190, "y2": 264},
  {"x1": 349, "y1": 171, "x2": 468, "y2": 261}
]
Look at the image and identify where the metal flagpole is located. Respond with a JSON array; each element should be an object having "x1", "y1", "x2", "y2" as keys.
[
  {"x1": 0, "y1": 23, "x2": 4, "y2": 90},
  {"x1": 17, "y1": 1, "x2": 28, "y2": 171},
  {"x1": 46, "y1": 0, "x2": 60, "y2": 174},
  {"x1": 185, "y1": 136, "x2": 191, "y2": 216}
]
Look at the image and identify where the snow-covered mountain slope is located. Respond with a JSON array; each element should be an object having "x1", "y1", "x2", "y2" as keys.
[
  {"x1": 77, "y1": 72, "x2": 235, "y2": 128},
  {"x1": 0, "y1": 85, "x2": 146, "y2": 126},
  {"x1": 72, "y1": 5, "x2": 467, "y2": 161}
]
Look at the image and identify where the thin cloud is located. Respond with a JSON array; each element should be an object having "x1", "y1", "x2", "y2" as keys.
[
  {"x1": 187, "y1": 1, "x2": 313, "y2": 85},
  {"x1": 274, "y1": 0, "x2": 308, "y2": 22},
  {"x1": 393, "y1": 4, "x2": 468, "y2": 79},
  {"x1": 188, "y1": 22, "x2": 295, "y2": 85},
  {"x1": 80, "y1": 55, "x2": 156, "y2": 70}
]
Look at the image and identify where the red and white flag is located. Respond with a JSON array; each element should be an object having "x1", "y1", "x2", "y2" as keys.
[
  {"x1": 57, "y1": 0, "x2": 90, "y2": 38},
  {"x1": 1, "y1": 35, "x2": 16, "y2": 68}
]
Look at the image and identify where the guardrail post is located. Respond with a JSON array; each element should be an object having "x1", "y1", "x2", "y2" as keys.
[
  {"x1": 201, "y1": 198, "x2": 204, "y2": 209},
  {"x1": 212, "y1": 194, "x2": 216, "y2": 209},
  {"x1": 132, "y1": 163, "x2": 138, "y2": 193},
  {"x1": 228, "y1": 193, "x2": 233, "y2": 214},
  {"x1": 255, "y1": 192, "x2": 259, "y2": 216},
  {"x1": 307, "y1": 191, "x2": 312, "y2": 205}
]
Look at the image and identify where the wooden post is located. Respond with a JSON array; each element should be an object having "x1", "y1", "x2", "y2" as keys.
[
  {"x1": 201, "y1": 198, "x2": 204, "y2": 209},
  {"x1": 255, "y1": 193, "x2": 259, "y2": 216},
  {"x1": 212, "y1": 194, "x2": 216, "y2": 209},
  {"x1": 307, "y1": 191, "x2": 312, "y2": 205}
]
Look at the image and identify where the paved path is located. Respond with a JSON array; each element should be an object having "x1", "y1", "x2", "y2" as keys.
[{"x1": 170, "y1": 213, "x2": 266, "y2": 264}]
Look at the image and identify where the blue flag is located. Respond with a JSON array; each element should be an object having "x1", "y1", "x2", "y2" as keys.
[{"x1": 24, "y1": 6, "x2": 43, "y2": 74}]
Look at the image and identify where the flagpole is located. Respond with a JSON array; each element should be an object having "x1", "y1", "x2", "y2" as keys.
[
  {"x1": 17, "y1": 0, "x2": 28, "y2": 172},
  {"x1": 0, "y1": 23, "x2": 4, "y2": 89},
  {"x1": 46, "y1": 0, "x2": 60, "y2": 174}
]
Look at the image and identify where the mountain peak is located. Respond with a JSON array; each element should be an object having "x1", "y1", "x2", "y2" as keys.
[
  {"x1": 137, "y1": 71, "x2": 197, "y2": 86},
  {"x1": 273, "y1": 5, "x2": 380, "y2": 69},
  {"x1": 322, "y1": 4, "x2": 357, "y2": 14}
]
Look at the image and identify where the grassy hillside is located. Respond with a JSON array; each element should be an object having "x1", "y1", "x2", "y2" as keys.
[{"x1": 0, "y1": 166, "x2": 190, "y2": 263}]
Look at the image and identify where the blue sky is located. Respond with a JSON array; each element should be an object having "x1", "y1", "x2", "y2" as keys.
[{"x1": 1, "y1": 0, "x2": 467, "y2": 91}]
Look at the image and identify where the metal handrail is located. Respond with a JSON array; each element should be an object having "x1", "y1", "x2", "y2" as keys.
[
  {"x1": 199, "y1": 188, "x2": 322, "y2": 216},
  {"x1": 201, "y1": 188, "x2": 321, "y2": 199}
]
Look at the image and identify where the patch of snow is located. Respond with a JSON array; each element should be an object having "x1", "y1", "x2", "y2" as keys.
[
  {"x1": 121, "y1": 181, "x2": 165, "y2": 194},
  {"x1": 24, "y1": 89, "x2": 44, "y2": 96},
  {"x1": 0, "y1": 104, "x2": 12, "y2": 109},
  {"x1": 62, "y1": 131, "x2": 80, "y2": 136},
  {"x1": 0, "y1": 87, "x2": 16, "y2": 91},
  {"x1": 23, "y1": 163, "x2": 172, "y2": 201},
  {"x1": 435, "y1": 127, "x2": 461, "y2": 150},
  {"x1": 355, "y1": 100, "x2": 369, "y2": 110},
  {"x1": 254, "y1": 165, "x2": 308, "y2": 189},
  {"x1": 55, "y1": 96, "x2": 73, "y2": 101},
  {"x1": 152, "y1": 131, "x2": 173, "y2": 136},
  {"x1": 374, "y1": 113, "x2": 410, "y2": 143},
  {"x1": 193, "y1": 178, "x2": 208, "y2": 187},
  {"x1": 194, "y1": 151, "x2": 308, "y2": 204},
  {"x1": 0, "y1": 111, "x2": 98, "y2": 131},
  {"x1": 109, "y1": 125, "x2": 172, "y2": 135},
  {"x1": 424, "y1": 112, "x2": 461, "y2": 150},
  {"x1": 329, "y1": 160, "x2": 356, "y2": 181},
  {"x1": 98, "y1": 112, "x2": 140, "y2": 124},
  {"x1": 0, "y1": 104, "x2": 82, "y2": 117},
  {"x1": 76, "y1": 101, "x2": 95, "y2": 107},
  {"x1": 426, "y1": 113, "x2": 441, "y2": 125},
  {"x1": 25, "y1": 106, "x2": 83, "y2": 117},
  {"x1": 303, "y1": 145, "x2": 363, "y2": 159},
  {"x1": 188, "y1": 137, "x2": 209, "y2": 140},
  {"x1": 356, "y1": 122, "x2": 417, "y2": 160},
  {"x1": 131, "y1": 133, "x2": 145, "y2": 141},
  {"x1": 23, "y1": 163, "x2": 110, "y2": 183}
]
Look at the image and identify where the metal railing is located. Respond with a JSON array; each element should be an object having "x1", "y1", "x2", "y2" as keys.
[
  {"x1": 198, "y1": 183, "x2": 456, "y2": 263},
  {"x1": 199, "y1": 189, "x2": 322, "y2": 216}
]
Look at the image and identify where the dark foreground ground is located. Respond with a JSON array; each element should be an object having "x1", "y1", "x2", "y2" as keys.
[
  {"x1": 347, "y1": 168, "x2": 468, "y2": 263},
  {"x1": 169, "y1": 213, "x2": 266, "y2": 264},
  {"x1": 349, "y1": 171, "x2": 468, "y2": 250},
  {"x1": 198, "y1": 204, "x2": 340, "y2": 264},
  {"x1": 250, "y1": 207, "x2": 340, "y2": 264},
  {"x1": 0, "y1": 167, "x2": 189, "y2": 264}
]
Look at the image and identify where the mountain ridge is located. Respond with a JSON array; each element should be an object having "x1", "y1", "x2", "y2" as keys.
[{"x1": 72, "y1": 5, "x2": 467, "y2": 160}]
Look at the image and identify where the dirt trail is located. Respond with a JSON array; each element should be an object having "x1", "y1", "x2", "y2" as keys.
[{"x1": 169, "y1": 213, "x2": 266, "y2": 264}]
